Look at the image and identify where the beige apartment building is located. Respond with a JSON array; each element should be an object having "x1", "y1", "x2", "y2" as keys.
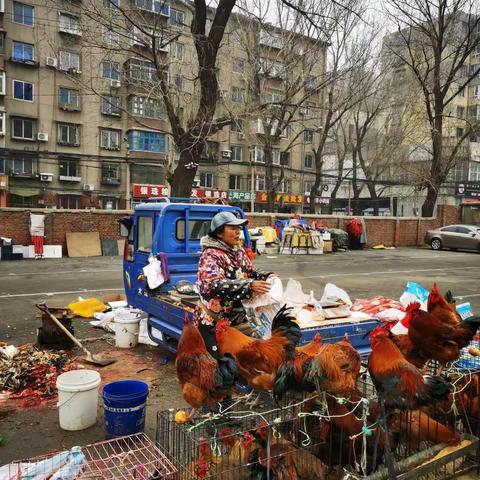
[{"x1": 0, "y1": 0, "x2": 326, "y2": 213}]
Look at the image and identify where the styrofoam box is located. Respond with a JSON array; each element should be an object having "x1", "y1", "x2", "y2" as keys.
[
  {"x1": 23, "y1": 245, "x2": 35, "y2": 258},
  {"x1": 12, "y1": 245, "x2": 24, "y2": 254},
  {"x1": 322, "y1": 232, "x2": 332, "y2": 241},
  {"x1": 43, "y1": 245, "x2": 62, "y2": 258}
]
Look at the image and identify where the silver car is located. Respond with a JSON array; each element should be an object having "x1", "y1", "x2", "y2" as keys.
[{"x1": 425, "y1": 224, "x2": 480, "y2": 251}]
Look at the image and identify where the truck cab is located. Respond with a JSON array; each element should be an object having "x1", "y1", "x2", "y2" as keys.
[{"x1": 121, "y1": 198, "x2": 375, "y2": 355}]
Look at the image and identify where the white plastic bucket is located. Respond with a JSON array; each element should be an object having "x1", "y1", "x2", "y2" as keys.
[
  {"x1": 114, "y1": 313, "x2": 141, "y2": 348},
  {"x1": 56, "y1": 369, "x2": 101, "y2": 431}
]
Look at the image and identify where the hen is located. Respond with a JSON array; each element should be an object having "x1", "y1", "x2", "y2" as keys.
[
  {"x1": 368, "y1": 330, "x2": 451, "y2": 410},
  {"x1": 408, "y1": 302, "x2": 480, "y2": 369},
  {"x1": 427, "y1": 283, "x2": 461, "y2": 325},
  {"x1": 273, "y1": 333, "x2": 361, "y2": 399},
  {"x1": 176, "y1": 317, "x2": 237, "y2": 420},
  {"x1": 216, "y1": 305, "x2": 301, "y2": 392}
]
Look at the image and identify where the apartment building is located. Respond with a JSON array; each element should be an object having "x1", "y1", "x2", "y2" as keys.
[{"x1": 0, "y1": 0, "x2": 327, "y2": 213}]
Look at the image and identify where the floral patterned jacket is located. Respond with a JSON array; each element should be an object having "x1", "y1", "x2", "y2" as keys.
[{"x1": 194, "y1": 236, "x2": 271, "y2": 328}]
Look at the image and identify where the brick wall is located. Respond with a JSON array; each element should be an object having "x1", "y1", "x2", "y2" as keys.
[{"x1": 0, "y1": 205, "x2": 460, "y2": 253}]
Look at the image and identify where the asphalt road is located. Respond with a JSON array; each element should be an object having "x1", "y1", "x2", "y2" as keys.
[{"x1": 1, "y1": 247, "x2": 479, "y2": 345}]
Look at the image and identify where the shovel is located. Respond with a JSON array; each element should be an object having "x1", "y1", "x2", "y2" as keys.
[{"x1": 35, "y1": 303, "x2": 117, "y2": 367}]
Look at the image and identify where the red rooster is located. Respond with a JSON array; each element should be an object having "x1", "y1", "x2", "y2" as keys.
[
  {"x1": 368, "y1": 330, "x2": 451, "y2": 410},
  {"x1": 176, "y1": 317, "x2": 237, "y2": 421},
  {"x1": 427, "y1": 283, "x2": 461, "y2": 325}
]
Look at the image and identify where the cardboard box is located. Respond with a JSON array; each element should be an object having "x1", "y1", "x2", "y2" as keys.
[
  {"x1": 103, "y1": 293, "x2": 126, "y2": 304},
  {"x1": 323, "y1": 240, "x2": 333, "y2": 253}
]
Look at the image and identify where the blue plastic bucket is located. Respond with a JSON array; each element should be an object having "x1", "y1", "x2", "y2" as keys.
[{"x1": 102, "y1": 380, "x2": 149, "y2": 438}]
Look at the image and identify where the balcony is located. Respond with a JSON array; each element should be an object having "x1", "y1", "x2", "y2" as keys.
[
  {"x1": 59, "y1": 175, "x2": 81, "y2": 182},
  {"x1": 102, "y1": 176, "x2": 121, "y2": 186},
  {"x1": 10, "y1": 56, "x2": 39, "y2": 67},
  {"x1": 9, "y1": 170, "x2": 38, "y2": 178},
  {"x1": 59, "y1": 102, "x2": 81, "y2": 112}
]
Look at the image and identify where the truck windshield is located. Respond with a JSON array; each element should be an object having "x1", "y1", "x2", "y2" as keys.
[
  {"x1": 176, "y1": 219, "x2": 210, "y2": 240},
  {"x1": 138, "y1": 216, "x2": 153, "y2": 253}
]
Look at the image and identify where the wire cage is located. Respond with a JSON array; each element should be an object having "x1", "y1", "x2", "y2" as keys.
[
  {"x1": 157, "y1": 366, "x2": 480, "y2": 480},
  {"x1": 7, "y1": 433, "x2": 177, "y2": 480}
]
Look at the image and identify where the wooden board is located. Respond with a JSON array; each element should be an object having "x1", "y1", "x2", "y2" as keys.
[
  {"x1": 66, "y1": 232, "x2": 102, "y2": 257},
  {"x1": 102, "y1": 239, "x2": 119, "y2": 256},
  {"x1": 117, "y1": 239, "x2": 125, "y2": 256}
]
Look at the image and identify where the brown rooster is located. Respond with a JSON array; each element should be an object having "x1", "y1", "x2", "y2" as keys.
[
  {"x1": 216, "y1": 305, "x2": 301, "y2": 392},
  {"x1": 176, "y1": 317, "x2": 237, "y2": 421},
  {"x1": 408, "y1": 302, "x2": 480, "y2": 370},
  {"x1": 273, "y1": 333, "x2": 361, "y2": 399},
  {"x1": 427, "y1": 283, "x2": 461, "y2": 325},
  {"x1": 297, "y1": 333, "x2": 322, "y2": 356}
]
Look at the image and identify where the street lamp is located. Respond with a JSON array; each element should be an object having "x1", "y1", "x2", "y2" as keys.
[{"x1": 249, "y1": 147, "x2": 255, "y2": 213}]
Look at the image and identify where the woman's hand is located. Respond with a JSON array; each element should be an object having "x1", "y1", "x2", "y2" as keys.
[{"x1": 251, "y1": 280, "x2": 271, "y2": 295}]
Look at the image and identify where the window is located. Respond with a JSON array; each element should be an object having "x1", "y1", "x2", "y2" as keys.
[
  {"x1": 278, "y1": 179, "x2": 290, "y2": 193},
  {"x1": 272, "y1": 149, "x2": 281, "y2": 165},
  {"x1": 455, "y1": 226, "x2": 472, "y2": 234},
  {"x1": 176, "y1": 220, "x2": 211, "y2": 240},
  {"x1": 230, "y1": 120, "x2": 243, "y2": 133},
  {"x1": 58, "y1": 88, "x2": 80, "y2": 110},
  {"x1": 267, "y1": 90, "x2": 283, "y2": 103},
  {"x1": 199, "y1": 172, "x2": 213, "y2": 188},
  {"x1": 459, "y1": 88, "x2": 465, "y2": 97},
  {"x1": 441, "y1": 226, "x2": 458, "y2": 232},
  {"x1": 232, "y1": 87, "x2": 244, "y2": 103},
  {"x1": 12, "y1": 41, "x2": 34, "y2": 62},
  {"x1": 125, "y1": 58, "x2": 158, "y2": 82},
  {"x1": 101, "y1": 61, "x2": 119, "y2": 80},
  {"x1": 102, "y1": 163, "x2": 120, "y2": 182},
  {"x1": 13, "y1": 80, "x2": 33, "y2": 101},
  {"x1": 11, "y1": 117, "x2": 34, "y2": 140},
  {"x1": 13, "y1": 2, "x2": 34, "y2": 26},
  {"x1": 173, "y1": 74, "x2": 183, "y2": 90},
  {"x1": 103, "y1": 28, "x2": 120, "y2": 45},
  {"x1": 101, "y1": 96, "x2": 121, "y2": 115},
  {"x1": 59, "y1": 158, "x2": 79, "y2": 177},
  {"x1": 128, "y1": 130, "x2": 167, "y2": 153},
  {"x1": 304, "y1": 154, "x2": 313, "y2": 168},
  {"x1": 304, "y1": 130, "x2": 313, "y2": 143},
  {"x1": 0, "y1": 33, "x2": 4, "y2": 54},
  {"x1": 100, "y1": 197, "x2": 118, "y2": 210},
  {"x1": 457, "y1": 106, "x2": 465, "y2": 118},
  {"x1": 138, "y1": 216, "x2": 153, "y2": 253},
  {"x1": 103, "y1": 0, "x2": 120, "y2": 9},
  {"x1": 255, "y1": 175, "x2": 265, "y2": 191},
  {"x1": 59, "y1": 13, "x2": 81, "y2": 35},
  {"x1": 134, "y1": 0, "x2": 169, "y2": 15},
  {"x1": 233, "y1": 58, "x2": 244, "y2": 74},
  {"x1": 251, "y1": 147, "x2": 264, "y2": 163},
  {"x1": 304, "y1": 180, "x2": 313, "y2": 194},
  {"x1": 231, "y1": 145, "x2": 243, "y2": 161},
  {"x1": 471, "y1": 85, "x2": 480, "y2": 99},
  {"x1": 58, "y1": 195, "x2": 81, "y2": 209},
  {"x1": 469, "y1": 162, "x2": 480, "y2": 181},
  {"x1": 0, "y1": 113, "x2": 5, "y2": 136},
  {"x1": 11, "y1": 155, "x2": 34, "y2": 175},
  {"x1": 100, "y1": 128, "x2": 120, "y2": 150},
  {"x1": 59, "y1": 51, "x2": 80, "y2": 72},
  {"x1": 0, "y1": 158, "x2": 5, "y2": 173},
  {"x1": 174, "y1": 42, "x2": 185, "y2": 61},
  {"x1": 128, "y1": 95, "x2": 166, "y2": 119},
  {"x1": 456, "y1": 127, "x2": 464, "y2": 138},
  {"x1": 57, "y1": 123, "x2": 80, "y2": 146},
  {"x1": 229, "y1": 174, "x2": 241, "y2": 190},
  {"x1": 170, "y1": 8, "x2": 185, "y2": 27}
]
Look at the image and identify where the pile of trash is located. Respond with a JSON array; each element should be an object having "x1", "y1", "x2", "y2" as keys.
[{"x1": 0, "y1": 344, "x2": 77, "y2": 404}]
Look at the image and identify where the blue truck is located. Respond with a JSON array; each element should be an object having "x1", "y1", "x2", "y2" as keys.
[{"x1": 120, "y1": 198, "x2": 375, "y2": 355}]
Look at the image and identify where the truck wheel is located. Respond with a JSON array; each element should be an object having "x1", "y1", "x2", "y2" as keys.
[{"x1": 430, "y1": 238, "x2": 442, "y2": 250}]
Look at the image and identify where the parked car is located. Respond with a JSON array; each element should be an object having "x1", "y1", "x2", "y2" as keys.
[{"x1": 425, "y1": 224, "x2": 480, "y2": 251}]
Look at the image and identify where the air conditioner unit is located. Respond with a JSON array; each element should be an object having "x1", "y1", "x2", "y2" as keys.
[
  {"x1": 221, "y1": 150, "x2": 232, "y2": 158},
  {"x1": 68, "y1": 67, "x2": 81, "y2": 74},
  {"x1": 40, "y1": 173, "x2": 53, "y2": 182},
  {"x1": 46, "y1": 57, "x2": 58, "y2": 68},
  {"x1": 110, "y1": 79, "x2": 121, "y2": 88},
  {"x1": 37, "y1": 132, "x2": 49, "y2": 142},
  {"x1": 0, "y1": 0, "x2": 4, "y2": 14},
  {"x1": 83, "y1": 184, "x2": 95, "y2": 192}
]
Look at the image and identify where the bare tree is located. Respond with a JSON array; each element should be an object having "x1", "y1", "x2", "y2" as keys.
[{"x1": 384, "y1": 0, "x2": 480, "y2": 216}]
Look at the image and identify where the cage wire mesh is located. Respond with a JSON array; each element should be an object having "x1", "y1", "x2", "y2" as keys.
[
  {"x1": 6, "y1": 433, "x2": 177, "y2": 479},
  {"x1": 157, "y1": 365, "x2": 480, "y2": 480}
]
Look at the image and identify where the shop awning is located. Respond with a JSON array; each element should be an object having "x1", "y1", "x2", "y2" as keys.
[{"x1": 9, "y1": 187, "x2": 39, "y2": 197}]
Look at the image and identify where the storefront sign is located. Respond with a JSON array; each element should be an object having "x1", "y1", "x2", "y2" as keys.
[
  {"x1": 132, "y1": 184, "x2": 227, "y2": 200},
  {"x1": 456, "y1": 182, "x2": 480, "y2": 198},
  {"x1": 304, "y1": 196, "x2": 332, "y2": 206},
  {"x1": 228, "y1": 191, "x2": 254, "y2": 202},
  {"x1": 132, "y1": 184, "x2": 169, "y2": 198},
  {"x1": 256, "y1": 192, "x2": 303, "y2": 205}
]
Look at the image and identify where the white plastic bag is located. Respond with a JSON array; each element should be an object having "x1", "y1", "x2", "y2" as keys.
[
  {"x1": 282, "y1": 278, "x2": 311, "y2": 306},
  {"x1": 320, "y1": 283, "x2": 352, "y2": 306},
  {"x1": 243, "y1": 276, "x2": 283, "y2": 309},
  {"x1": 143, "y1": 256, "x2": 165, "y2": 289}
]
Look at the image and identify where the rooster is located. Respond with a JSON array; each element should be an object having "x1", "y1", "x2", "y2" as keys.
[
  {"x1": 297, "y1": 333, "x2": 322, "y2": 356},
  {"x1": 427, "y1": 283, "x2": 461, "y2": 325},
  {"x1": 408, "y1": 302, "x2": 480, "y2": 370},
  {"x1": 216, "y1": 305, "x2": 301, "y2": 393},
  {"x1": 176, "y1": 317, "x2": 237, "y2": 421},
  {"x1": 273, "y1": 333, "x2": 361, "y2": 400},
  {"x1": 368, "y1": 330, "x2": 451, "y2": 411}
]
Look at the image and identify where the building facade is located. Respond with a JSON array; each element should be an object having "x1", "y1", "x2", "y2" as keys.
[{"x1": 0, "y1": 0, "x2": 327, "y2": 212}]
